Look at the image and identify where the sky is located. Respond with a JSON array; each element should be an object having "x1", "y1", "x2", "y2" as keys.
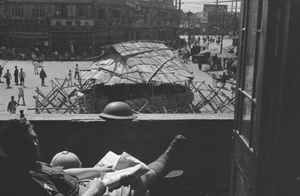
[{"x1": 180, "y1": 0, "x2": 241, "y2": 13}]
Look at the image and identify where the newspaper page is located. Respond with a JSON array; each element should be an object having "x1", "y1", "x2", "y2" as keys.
[
  {"x1": 94, "y1": 151, "x2": 120, "y2": 168},
  {"x1": 95, "y1": 151, "x2": 149, "y2": 190}
]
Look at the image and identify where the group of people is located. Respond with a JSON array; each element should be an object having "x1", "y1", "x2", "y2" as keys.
[
  {"x1": 5, "y1": 66, "x2": 27, "y2": 114},
  {"x1": 178, "y1": 35, "x2": 219, "y2": 66},
  {"x1": 1, "y1": 65, "x2": 27, "y2": 114},
  {"x1": 1, "y1": 63, "x2": 47, "y2": 114},
  {"x1": 67, "y1": 64, "x2": 80, "y2": 86},
  {"x1": 3, "y1": 62, "x2": 81, "y2": 114},
  {"x1": 1, "y1": 65, "x2": 26, "y2": 89},
  {"x1": 0, "y1": 101, "x2": 186, "y2": 196},
  {"x1": 32, "y1": 51, "x2": 48, "y2": 86}
]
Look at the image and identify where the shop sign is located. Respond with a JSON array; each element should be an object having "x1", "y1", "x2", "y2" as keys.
[
  {"x1": 203, "y1": 4, "x2": 228, "y2": 13},
  {"x1": 51, "y1": 26, "x2": 93, "y2": 32},
  {"x1": 10, "y1": 31, "x2": 48, "y2": 39},
  {"x1": 51, "y1": 19, "x2": 94, "y2": 27},
  {"x1": 4, "y1": 19, "x2": 48, "y2": 26}
]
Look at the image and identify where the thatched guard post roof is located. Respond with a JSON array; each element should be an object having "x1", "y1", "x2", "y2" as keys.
[{"x1": 80, "y1": 40, "x2": 194, "y2": 86}]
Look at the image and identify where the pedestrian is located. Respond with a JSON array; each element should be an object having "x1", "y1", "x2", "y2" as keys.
[
  {"x1": 17, "y1": 82, "x2": 25, "y2": 105},
  {"x1": 211, "y1": 54, "x2": 219, "y2": 71},
  {"x1": 198, "y1": 58, "x2": 202, "y2": 70},
  {"x1": 3, "y1": 69, "x2": 12, "y2": 88},
  {"x1": 19, "y1": 68, "x2": 26, "y2": 87},
  {"x1": 14, "y1": 66, "x2": 19, "y2": 85},
  {"x1": 7, "y1": 96, "x2": 18, "y2": 114},
  {"x1": 0, "y1": 65, "x2": 3, "y2": 82},
  {"x1": 67, "y1": 70, "x2": 72, "y2": 86},
  {"x1": 39, "y1": 68, "x2": 47, "y2": 86},
  {"x1": 216, "y1": 36, "x2": 221, "y2": 45},
  {"x1": 32, "y1": 60, "x2": 39, "y2": 74},
  {"x1": 74, "y1": 64, "x2": 79, "y2": 79},
  {"x1": 182, "y1": 46, "x2": 190, "y2": 64}
]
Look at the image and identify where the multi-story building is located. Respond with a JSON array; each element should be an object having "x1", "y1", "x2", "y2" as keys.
[
  {"x1": 0, "y1": 0, "x2": 177, "y2": 55},
  {"x1": 178, "y1": 4, "x2": 239, "y2": 37},
  {"x1": 203, "y1": 4, "x2": 238, "y2": 36}
]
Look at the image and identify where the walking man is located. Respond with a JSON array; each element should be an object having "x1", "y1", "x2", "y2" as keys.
[
  {"x1": 14, "y1": 66, "x2": 19, "y2": 85},
  {"x1": 19, "y1": 68, "x2": 26, "y2": 87},
  {"x1": 17, "y1": 82, "x2": 26, "y2": 106},
  {"x1": 0, "y1": 64, "x2": 3, "y2": 82},
  {"x1": 74, "y1": 64, "x2": 79, "y2": 80},
  {"x1": 3, "y1": 69, "x2": 12, "y2": 88},
  {"x1": 33, "y1": 60, "x2": 39, "y2": 75},
  {"x1": 211, "y1": 54, "x2": 219, "y2": 71},
  {"x1": 7, "y1": 96, "x2": 18, "y2": 114},
  {"x1": 182, "y1": 46, "x2": 190, "y2": 64},
  {"x1": 67, "y1": 70, "x2": 72, "y2": 86},
  {"x1": 39, "y1": 68, "x2": 47, "y2": 86}
]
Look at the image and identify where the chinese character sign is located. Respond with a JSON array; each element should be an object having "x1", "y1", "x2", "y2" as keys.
[
  {"x1": 51, "y1": 20, "x2": 94, "y2": 26},
  {"x1": 203, "y1": 4, "x2": 228, "y2": 13}
]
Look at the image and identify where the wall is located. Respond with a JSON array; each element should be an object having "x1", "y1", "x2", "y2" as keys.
[{"x1": 0, "y1": 114, "x2": 233, "y2": 196}]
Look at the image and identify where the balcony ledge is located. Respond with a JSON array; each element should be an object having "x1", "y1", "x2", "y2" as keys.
[{"x1": 0, "y1": 113, "x2": 234, "y2": 121}]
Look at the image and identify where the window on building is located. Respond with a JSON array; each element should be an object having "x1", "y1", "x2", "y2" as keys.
[
  {"x1": 11, "y1": 4, "x2": 24, "y2": 17},
  {"x1": 60, "y1": 5, "x2": 68, "y2": 19},
  {"x1": 76, "y1": 5, "x2": 84, "y2": 18},
  {"x1": 53, "y1": 5, "x2": 68, "y2": 19},
  {"x1": 109, "y1": 9, "x2": 119, "y2": 18},
  {"x1": 32, "y1": 5, "x2": 46, "y2": 18},
  {"x1": 87, "y1": 6, "x2": 92, "y2": 18},
  {"x1": 98, "y1": 9, "x2": 106, "y2": 19},
  {"x1": 75, "y1": 5, "x2": 92, "y2": 19}
]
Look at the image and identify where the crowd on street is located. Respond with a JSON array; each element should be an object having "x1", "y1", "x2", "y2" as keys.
[
  {"x1": 0, "y1": 45, "x2": 98, "y2": 61},
  {"x1": 177, "y1": 35, "x2": 238, "y2": 82}
]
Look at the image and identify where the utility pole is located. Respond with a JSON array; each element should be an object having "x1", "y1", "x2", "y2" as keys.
[
  {"x1": 177, "y1": 0, "x2": 181, "y2": 37},
  {"x1": 220, "y1": 11, "x2": 225, "y2": 54},
  {"x1": 188, "y1": 11, "x2": 192, "y2": 48},
  {"x1": 233, "y1": 0, "x2": 238, "y2": 38},
  {"x1": 214, "y1": 0, "x2": 225, "y2": 54}
]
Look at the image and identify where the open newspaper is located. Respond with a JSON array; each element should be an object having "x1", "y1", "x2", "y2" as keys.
[{"x1": 94, "y1": 151, "x2": 149, "y2": 190}]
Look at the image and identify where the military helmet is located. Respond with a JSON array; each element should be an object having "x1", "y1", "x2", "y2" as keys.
[
  {"x1": 99, "y1": 101, "x2": 136, "y2": 120},
  {"x1": 50, "y1": 151, "x2": 82, "y2": 169}
]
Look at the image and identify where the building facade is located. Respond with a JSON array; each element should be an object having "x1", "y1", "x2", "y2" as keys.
[
  {"x1": 0, "y1": 0, "x2": 177, "y2": 55},
  {"x1": 203, "y1": 4, "x2": 238, "y2": 36},
  {"x1": 178, "y1": 4, "x2": 239, "y2": 37}
]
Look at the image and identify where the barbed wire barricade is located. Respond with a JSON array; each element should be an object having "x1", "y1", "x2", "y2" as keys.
[
  {"x1": 188, "y1": 81, "x2": 235, "y2": 113},
  {"x1": 33, "y1": 78, "x2": 87, "y2": 114}
]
